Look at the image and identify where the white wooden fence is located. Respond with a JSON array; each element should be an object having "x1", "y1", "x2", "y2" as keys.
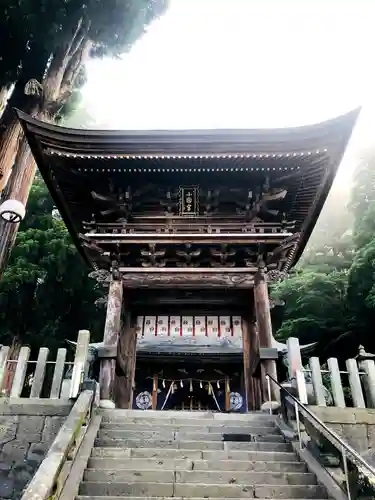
[
  {"x1": 287, "y1": 337, "x2": 375, "y2": 408},
  {"x1": 2, "y1": 331, "x2": 373, "y2": 408},
  {"x1": 0, "y1": 330, "x2": 90, "y2": 400}
]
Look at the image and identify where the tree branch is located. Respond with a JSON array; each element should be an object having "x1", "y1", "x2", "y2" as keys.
[
  {"x1": 43, "y1": 17, "x2": 86, "y2": 105},
  {"x1": 65, "y1": 17, "x2": 85, "y2": 60},
  {"x1": 61, "y1": 39, "x2": 92, "y2": 96}
]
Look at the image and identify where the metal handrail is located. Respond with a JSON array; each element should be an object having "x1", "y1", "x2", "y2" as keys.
[{"x1": 266, "y1": 373, "x2": 375, "y2": 478}]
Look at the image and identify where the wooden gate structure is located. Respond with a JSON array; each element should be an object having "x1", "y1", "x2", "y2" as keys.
[{"x1": 17, "y1": 108, "x2": 359, "y2": 410}]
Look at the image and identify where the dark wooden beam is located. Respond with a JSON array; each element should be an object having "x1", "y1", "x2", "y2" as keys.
[
  {"x1": 120, "y1": 272, "x2": 255, "y2": 289},
  {"x1": 115, "y1": 310, "x2": 137, "y2": 409},
  {"x1": 99, "y1": 278, "x2": 123, "y2": 406},
  {"x1": 242, "y1": 318, "x2": 252, "y2": 411},
  {"x1": 254, "y1": 265, "x2": 279, "y2": 405},
  {"x1": 118, "y1": 267, "x2": 257, "y2": 273},
  {"x1": 83, "y1": 233, "x2": 292, "y2": 246}
]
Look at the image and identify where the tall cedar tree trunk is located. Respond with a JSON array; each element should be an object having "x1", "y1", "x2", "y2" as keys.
[
  {"x1": 0, "y1": 85, "x2": 13, "y2": 119},
  {"x1": 0, "y1": 50, "x2": 49, "y2": 190},
  {"x1": 0, "y1": 20, "x2": 91, "y2": 276},
  {"x1": 0, "y1": 94, "x2": 24, "y2": 190},
  {"x1": 0, "y1": 139, "x2": 35, "y2": 268}
]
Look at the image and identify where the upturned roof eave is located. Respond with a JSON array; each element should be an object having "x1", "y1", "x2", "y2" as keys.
[
  {"x1": 15, "y1": 107, "x2": 361, "y2": 157},
  {"x1": 16, "y1": 107, "x2": 361, "y2": 273}
]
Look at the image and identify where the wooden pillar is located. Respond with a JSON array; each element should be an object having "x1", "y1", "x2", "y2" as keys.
[
  {"x1": 254, "y1": 375, "x2": 262, "y2": 410},
  {"x1": 243, "y1": 316, "x2": 265, "y2": 411},
  {"x1": 152, "y1": 375, "x2": 158, "y2": 410},
  {"x1": 242, "y1": 318, "x2": 251, "y2": 411},
  {"x1": 116, "y1": 310, "x2": 137, "y2": 409},
  {"x1": 99, "y1": 278, "x2": 123, "y2": 406},
  {"x1": 254, "y1": 265, "x2": 279, "y2": 405},
  {"x1": 243, "y1": 318, "x2": 259, "y2": 411}
]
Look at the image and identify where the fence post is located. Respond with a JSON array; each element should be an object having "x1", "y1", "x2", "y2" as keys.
[
  {"x1": 309, "y1": 356, "x2": 326, "y2": 406},
  {"x1": 10, "y1": 346, "x2": 30, "y2": 398},
  {"x1": 30, "y1": 347, "x2": 49, "y2": 398},
  {"x1": 70, "y1": 330, "x2": 90, "y2": 399},
  {"x1": 50, "y1": 348, "x2": 67, "y2": 399},
  {"x1": 0, "y1": 346, "x2": 10, "y2": 394},
  {"x1": 286, "y1": 337, "x2": 308, "y2": 404},
  {"x1": 327, "y1": 357, "x2": 345, "y2": 408},
  {"x1": 360, "y1": 359, "x2": 375, "y2": 408},
  {"x1": 346, "y1": 358, "x2": 365, "y2": 408}
]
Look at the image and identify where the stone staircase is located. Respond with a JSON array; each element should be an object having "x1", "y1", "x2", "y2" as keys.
[{"x1": 76, "y1": 409, "x2": 329, "y2": 499}]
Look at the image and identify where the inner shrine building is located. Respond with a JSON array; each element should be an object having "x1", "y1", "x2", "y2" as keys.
[{"x1": 18, "y1": 109, "x2": 359, "y2": 412}]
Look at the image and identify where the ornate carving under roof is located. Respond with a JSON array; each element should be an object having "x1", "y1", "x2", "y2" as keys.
[{"x1": 17, "y1": 108, "x2": 359, "y2": 289}]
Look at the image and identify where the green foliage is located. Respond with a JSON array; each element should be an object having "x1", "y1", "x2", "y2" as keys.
[
  {"x1": 0, "y1": 0, "x2": 168, "y2": 90},
  {"x1": 273, "y1": 270, "x2": 350, "y2": 346},
  {"x1": 274, "y1": 149, "x2": 375, "y2": 358},
  {"x1": 348, "y1": 239, "x2": 375, "y2": 309},
  {"x1": 0, "y1": 179, "x2": 104, "y2": 353},
  {"x1": 0, "y1": 0, "x2": 169, "y2": 353},
  {"x1": 299, "y1": 187, "x2": 354, "y2": 273},
  {"x1": 350, "y1": 152, "x2": 375, "y2": 248}
]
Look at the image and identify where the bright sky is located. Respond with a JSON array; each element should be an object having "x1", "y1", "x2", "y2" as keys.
[{"x1": 84, "y1": 0, "x2": 375, "y2": 132}]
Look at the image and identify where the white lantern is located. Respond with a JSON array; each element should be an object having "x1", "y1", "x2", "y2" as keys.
[{"x1": 0, "y1": 199, "x2": 26, "y2": 223}]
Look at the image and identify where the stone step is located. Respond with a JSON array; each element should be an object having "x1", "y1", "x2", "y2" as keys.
[
  {"x1": 100, "y1": 414, "x2": 276, "y2": 427},
  {"x1": 97, "y1": 429, "x2": 285, "y2": 442},
  {"x1": 84, "y1": 468, "x2": 316, "y2": 486},
  {"x1": 100, "y1": 422, "x2": 278, "y2": 433},
  {"x1": 79, "y1": 482, "x2": 327, "y2": 498},
  {"x1": 88, "y1": 457, "x2": 307, "y2": 473},
  {"x1": 178, "y1": 470, "x2": 317, "y2": 486},
  {"x1": 254, "y1": 485, "x2": 328, "y2": 498},
  {"x1": 91, "y1": 447, "x2": 296, "y2": 461},
  {"x1": 77, "y1": 498, "x2": 328, "y2": 500},
  {"x1": 101, "y1": 418, "x2": 276, "y2": 428},
  {"x1": 100, "y1": 409, "x2": 275, "y2": 421},
  {"x1": 94, "y1": 438, "x2": 291, "y2": 452},
  {"x1": 78, "y1": 497, "x2": 328, "y2": 500}
]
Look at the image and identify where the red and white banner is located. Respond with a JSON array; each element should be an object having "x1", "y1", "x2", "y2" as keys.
[
  {"x1": 136, "y1": 316, "x2": 144, "y2": 338},
  {"x1": 194, "y1": 316, "x2": 206, "y2": 336},
  {"x1": 219, "y1": 316, "x2": 232, "y2": 337},
  {"x1": 138, "y1": 316, "x2": 243, "y2": 338},
  {"x1": 169, "y1": 316, "x2": 181, "y2": 337},
  {"x1": 143, "y1": 316, "x2": 156, "y2": 336},
  {"x1": 181, "y1": 316, "x2": 194, "y2": 336},
  {"x1": 156, "y1": 316, "x2": 169, "y2": 336},
  {"x1": 232, "y1": 316, "x2": 242, "y2": 337},
  {"x1": 206, "y1": 316, "x2": 219, "y2": 337}
]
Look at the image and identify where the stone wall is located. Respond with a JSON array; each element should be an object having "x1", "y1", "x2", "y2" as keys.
[
  {"x1": 0, "y1": 399, "x2": 73, "y2": 500},
  {"x1": 310, "y1": 406, "x2": 375, "y2": 452}
]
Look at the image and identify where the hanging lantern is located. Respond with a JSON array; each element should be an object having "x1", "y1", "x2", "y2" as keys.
[
  {"x1": 217, "y1": 381, "x2": 220, "y2": 389},
  {"x1": 180, "y1": 380, "x2": 184, "y2": 388},
  {"x1": 200, "y1": 381, "x2": 203, "y2": 389},
  {"x1": 162, "y1": 379, "x2": 166, "y2": 389},
  {"x1": 0, "y1": 199, "x2": 26, "y2": 223}
]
